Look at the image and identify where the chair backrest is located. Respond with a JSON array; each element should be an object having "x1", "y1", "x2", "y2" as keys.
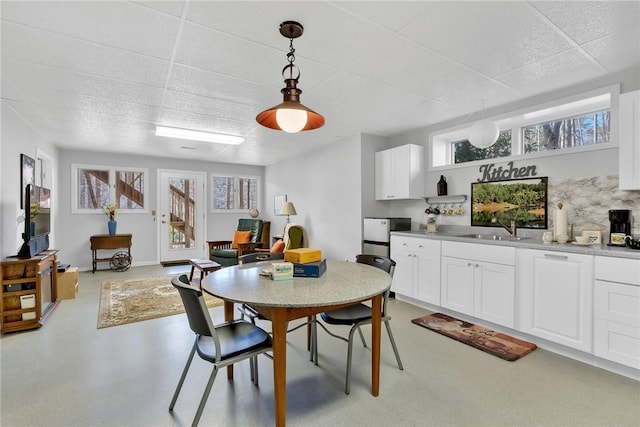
[
  {"x1": 239, "y1": 251, "x2": 285, "y2": 264},
  {"x1": 284, "y1": 224, "x2": 308, "y2": 250},
  {"x1": 355, "y1": 254, "x2": 396, "y2": 316},
  {"x1": 355, "y1": 254, "x2": 396, "y2": 276},
  {"x1": 237, "y1": 219, "x2": 263, "y2": 243},
  {"x1": 171, "y1": 275, "x2": 218, "y2": 340}
]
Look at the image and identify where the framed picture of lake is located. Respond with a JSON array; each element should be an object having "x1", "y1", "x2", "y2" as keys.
[{"x1": 471, "y1": 177, "x2": 548, "y2": 229}]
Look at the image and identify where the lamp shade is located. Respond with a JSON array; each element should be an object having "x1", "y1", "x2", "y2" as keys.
[
  {"x1": 279, "y1": 201, "x2": 297, "y2": 216},
  {"x1": 256, "y1": 85, "x2": 325, "y2": 133},
  {"x1": 468, "y1": 119, "x2": 499, "y2": 149}
]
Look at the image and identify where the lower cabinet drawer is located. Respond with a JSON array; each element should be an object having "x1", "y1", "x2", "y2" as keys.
[{"x1": 594, "y1": 319, "x2": 640, "y2": 369}]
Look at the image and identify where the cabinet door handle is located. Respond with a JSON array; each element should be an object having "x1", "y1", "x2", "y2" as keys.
[
  {"x1": 467, "y1": 262, "x2": 472, "y2": 267},
  {"x1": 544, "y1": 253, "x2": 569, "y2": 260},
  {"x1": 475, "y1": 263, "x2": 480, "y2": 268}
]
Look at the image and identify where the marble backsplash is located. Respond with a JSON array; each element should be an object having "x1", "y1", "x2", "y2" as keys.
[{"x1": 548, "y1": 175, "x2": 640, "y2": 235}]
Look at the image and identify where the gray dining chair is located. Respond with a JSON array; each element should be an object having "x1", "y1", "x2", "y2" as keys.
[
  {"x1": 311, "y1": 254, "x2": 403, "y2": 394},
  {"x1": 169, "y1": 274, "x2": 272, "y2": 427}
]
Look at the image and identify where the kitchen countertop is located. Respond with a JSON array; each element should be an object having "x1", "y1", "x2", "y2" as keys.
[{"x1": 391, "y1": 229, "x2": 640, "y2": 260}]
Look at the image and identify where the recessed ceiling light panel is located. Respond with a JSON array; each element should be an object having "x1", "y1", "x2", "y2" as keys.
[{"x1": 155, "y1": 126, "x2": 244, "y2": 145}]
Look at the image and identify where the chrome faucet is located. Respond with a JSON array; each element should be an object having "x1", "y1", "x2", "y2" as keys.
[{"x1": 491, "y1": 217, "x2": 517, "y2": 237}]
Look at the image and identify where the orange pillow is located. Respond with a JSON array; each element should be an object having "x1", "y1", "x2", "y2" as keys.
[
  {"x1": 231, "y1": 230, "x2": 251, "y2": 249},
  {"x1": 271, "y1": 239, "x2": 285, "y2": 253}
]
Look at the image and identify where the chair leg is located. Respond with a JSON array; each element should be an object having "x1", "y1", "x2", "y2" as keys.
[
  {"x1": 356, "y1": 325, "x2": 367, "y2": 347},
  {"x1": 310, "y1": 315, "x2": 318, "y2": 365},
  {"x1": 169, "y1": 342, "x2": 197, "y2": 411},
  {"x1": 384, "y1": 319, "x2": 404, "y2": 370},
  {"x1": 253, "y1": 356, "x2": 259, "y2": 386},
  {"x1": 345, "y1": 325, "x2": 360, "y2": 395},
  {"x1": 192, "y1": 367, "x2": 219, "y2": 427}
]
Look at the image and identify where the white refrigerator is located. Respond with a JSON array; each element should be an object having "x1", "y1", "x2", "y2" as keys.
[{"x1": 362, "y1": 217, "x2": 411, "y2": 257}]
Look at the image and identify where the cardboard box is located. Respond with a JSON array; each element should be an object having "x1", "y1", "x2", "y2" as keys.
[
  {"x1": 284, "y1": 248, "x2": 323, "y2": 264},
  {"x1": 22, "y1": 312, "x2": 36, "y2": 321},
  {"x1": 57, "y1": 267, "x2": 79, "y2": 300},
  {"x1": 293, "y1": 259, "x2": 327, "y2": 278},
  {"x1": 272, "y1": 262, "x2": 294, "y2": 281},
  {"x1": 20, "y1": 294, "x2": 36, "y2": 309}
]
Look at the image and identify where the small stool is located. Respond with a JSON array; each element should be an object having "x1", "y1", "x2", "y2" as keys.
[{"x1": 189, "y1": 258, "x2": 222, "y2": 287}]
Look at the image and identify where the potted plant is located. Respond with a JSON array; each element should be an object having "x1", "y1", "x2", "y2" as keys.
[{"x1": 103, "y1": 203, "x2": 117, "y2": 235}]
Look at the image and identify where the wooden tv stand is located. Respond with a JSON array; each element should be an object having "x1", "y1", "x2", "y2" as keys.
[
  {"x1": 90, "y1": 234, "x2": 132, "y2": 273},
  {"x1": 1, "y1": 250, "x2": 59, "y2": 333}
]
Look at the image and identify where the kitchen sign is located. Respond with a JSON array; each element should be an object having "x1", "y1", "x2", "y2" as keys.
[{"x1": 477, "y1": 161, "x2": 538, "y2": 182}]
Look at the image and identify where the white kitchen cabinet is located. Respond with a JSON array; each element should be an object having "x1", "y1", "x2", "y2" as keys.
[
  {"x1": 390, "y1": 235, "x2": 440, "y2": 305},
  {"x1": 441, "y1": 242, "x2": 515, "y2": 328},
  {"x1": 518, "y1": 249, "x2": 593, "y2": 352},
  {"x1": 619, "y1": 90, "x2": 640, "y2": 190},
  {"x1": 593, "y1": 256, "x2": 640, "y2": 369},
  {"x1": 375, "y1": 144, "x2": 424, "y2": 200}
]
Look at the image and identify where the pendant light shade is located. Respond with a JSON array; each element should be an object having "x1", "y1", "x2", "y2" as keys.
[
  {"x1": 256, "y1": 21, "x2": 325, "y2": 133},
  {"x1": 468, "y1": 119, "x2": 499, "y2": 149}
]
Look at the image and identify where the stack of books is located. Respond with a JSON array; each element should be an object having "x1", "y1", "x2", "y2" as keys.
[{"x1": 284, "y1": 248, "x2": 326, "y2": 278}]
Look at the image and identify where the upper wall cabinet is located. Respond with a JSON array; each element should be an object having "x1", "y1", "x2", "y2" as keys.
[
  {"x1": 375, "y1": 144, "x2": 424, "y2": 200},
  {"x1": 619, "y1": 90, "x2": 640, "y2": 190}
]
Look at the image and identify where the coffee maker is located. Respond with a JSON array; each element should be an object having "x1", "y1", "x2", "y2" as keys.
[{"x1": 608, "y1": 209, "x2": 631, "y2": 246}]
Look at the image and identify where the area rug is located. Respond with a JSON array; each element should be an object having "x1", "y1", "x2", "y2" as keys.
[
  {"x1": 97, "y1": 276, "x2": 223, "y2": 329},
  {"x1": 411, "y1": 313, "x2": 537, "y2": 361}
]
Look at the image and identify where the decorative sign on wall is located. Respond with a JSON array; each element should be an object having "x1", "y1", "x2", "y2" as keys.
[{"x1": 477, "y1": 161, "x2": 538, "y2": 182}]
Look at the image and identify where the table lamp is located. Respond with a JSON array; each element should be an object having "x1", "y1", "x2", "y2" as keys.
[{"x1": 279, "y1": 201, "x2": 297, "y2": 224}]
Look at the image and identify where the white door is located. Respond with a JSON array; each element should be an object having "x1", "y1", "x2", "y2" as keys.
[{"x1": 159, "y1": 170, "x2": 206, "y2": 263}]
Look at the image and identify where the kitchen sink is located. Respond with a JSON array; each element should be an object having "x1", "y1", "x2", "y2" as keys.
[{"x1": 458, "y1": 233, "x2": 527, "y2": 241}]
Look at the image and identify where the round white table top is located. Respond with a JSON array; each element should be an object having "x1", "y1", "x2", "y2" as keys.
[{"x1": 201, "y1": 260, "x2": 392, "y2": 308}]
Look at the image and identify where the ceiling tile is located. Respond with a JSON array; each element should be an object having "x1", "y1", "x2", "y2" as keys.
[
  {"x1": 400, "y1": 1, "x2": 573, "y2": 77},
  {"x1": 313, "y1": 71, "x2": 427, "y2": 115},
  {"x1": 2, "y1": 58, "x2": 165, "y2": 106},
  {"x1": 531, "y1": 0, "x2": 640, "y2": 45},
  {"x1": 2, "y1": 1, "x2": 182, "y2": 59},
  {"x1": 348, "y1": 35, "x2": 486, "y2": 100},
  {"x1": 495, "y1": 49, "x2": 606, "y2": 95},
  {"x1": 582, "y1": 25, "x2": 640, "y2": 73},
  {"x1": 333, "y1": 1, "x2": 432, "y2": 32},
  {"x1": 2, "y1": 22, "x2": 170, "y2": 87}
]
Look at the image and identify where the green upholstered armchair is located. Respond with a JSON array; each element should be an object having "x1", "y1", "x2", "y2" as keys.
[{"x1": 208, "y1": 219, "x2": 270, "y2": 267}]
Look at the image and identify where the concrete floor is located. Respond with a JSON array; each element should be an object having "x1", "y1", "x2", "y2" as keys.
[{"x1": 1, "y1": 264, "x2": 639, "y2": 426}]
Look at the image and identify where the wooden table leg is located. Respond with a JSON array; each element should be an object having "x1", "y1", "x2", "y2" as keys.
[
  {"x1": 371, "y1": 293, "x2": 382, "y2": 397},
  {"x1": 271, "y1": 307, "x2": 288, "y2": 427},
  {"x1": 224, "y1": 301, "x2": 235, "y2": 380}
]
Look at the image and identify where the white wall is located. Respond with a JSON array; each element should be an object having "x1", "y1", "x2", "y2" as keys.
[
  {"x1": 1, "y1": 103, "x2": 59, "y2": 258},
  {"x1": 57, "y1": 149, "x2": 264, "y2": 270},
  {"x1": 265, "y1": 135, "x2": 362, "y2": 261}
]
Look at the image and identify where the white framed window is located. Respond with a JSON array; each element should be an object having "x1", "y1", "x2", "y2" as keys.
[
  {"x1": 72, "y1": 164, "x2": 149, "y2": 214},
  {"x1": 430, "y1": 85, "x2": 618, "y2": 169},
  {"x1": 211, "y1": 174, "x2": 260, "y2": 213}
]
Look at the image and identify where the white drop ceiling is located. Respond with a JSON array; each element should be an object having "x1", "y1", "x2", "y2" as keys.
[{"x1": 2, "y1": 1, "x2": 639, "y2": 166}]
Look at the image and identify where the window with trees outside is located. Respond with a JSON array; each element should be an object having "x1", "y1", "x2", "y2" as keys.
[
  {"x1": 211, "y1": 175, "x2": 259, "y2": 212},
  {"x1": 430, "y1": 86, "x2": 616, "y2": 168},
  {"x1": 72, "y1": 164, "x2": 148, "y2": 213}
]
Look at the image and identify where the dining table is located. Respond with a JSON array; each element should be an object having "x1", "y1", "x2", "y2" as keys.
[{"x1": 201, "y1": 259, "x2": 392, "y2": 427}]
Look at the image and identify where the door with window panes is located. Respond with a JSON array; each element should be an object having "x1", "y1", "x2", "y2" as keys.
[{"x1": 159, "y1": 170, "x2": 206, "y2": 263}]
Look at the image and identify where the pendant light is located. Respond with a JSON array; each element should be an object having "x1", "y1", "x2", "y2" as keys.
[
  {"x1": 256, "y1": 21, "x2": 325, "y2": 133},
  {"x1": 468, "y1": 101, "x2": 499, "y2": 149}
]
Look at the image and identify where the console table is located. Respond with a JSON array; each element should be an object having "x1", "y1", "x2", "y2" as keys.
[{"x1": 90, "y1": 234, "x2": 132, "y2": 273}]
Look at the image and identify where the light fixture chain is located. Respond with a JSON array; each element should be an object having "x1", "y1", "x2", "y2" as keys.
[{"x1": 282, "y1": 36, "x2": 300, "y2": 81}]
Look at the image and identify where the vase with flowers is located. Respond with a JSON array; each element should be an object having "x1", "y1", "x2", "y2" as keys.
[{"x1": 104, "y1": 203, "x2": 117, "y2": 235}]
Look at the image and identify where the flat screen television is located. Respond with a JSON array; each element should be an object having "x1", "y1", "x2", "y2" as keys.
[
  {"x1": 17, "y1": 184, "x2": 51, "y2": 258},
  {"x1": 471, "y1": 177, "x2": 548, "y2": 229}
]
